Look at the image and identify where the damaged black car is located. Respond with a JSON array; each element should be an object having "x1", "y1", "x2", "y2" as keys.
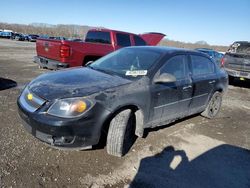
[{"x1": 17, "y1": 46, "x2": 228, "y2": 157}]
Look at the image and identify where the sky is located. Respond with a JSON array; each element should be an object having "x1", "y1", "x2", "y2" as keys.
[{"x1": 0, "y1": 0, "x2": 249, "y2": 46}]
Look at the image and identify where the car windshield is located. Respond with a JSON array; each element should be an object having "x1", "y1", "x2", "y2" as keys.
[{"x1": 89, "y1": 48, "x2": 162, "y2": 77}]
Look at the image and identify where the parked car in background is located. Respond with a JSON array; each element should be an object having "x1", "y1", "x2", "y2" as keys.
[
  {"x1": 195, "y1": 48, "x2": 224, "y2": 66},
  {"x1": 23, "y1": 34, "x2": 29, "y2": 41},
  {"x1": 27, "y1": 34, "x2": 40, "y2": 42},
  {"x1": 34, "y1": 28, "x2": 165, "y2": 69},
  {"x1": 18, "y1": 47, "x2": 228, "y2": 157},
  {"x1": 14, "y1": 33, "x2": 26, "y2": 41},
  {"x1": 0, "y1": 31, "x2": 13, "y2": 39},
  {"x1": 222, "y1": 41, "x2": 250, "y2": 82}
]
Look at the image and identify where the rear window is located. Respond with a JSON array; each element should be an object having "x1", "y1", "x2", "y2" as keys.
[
  {"x1": 228, "y1": 42, "x2": 250, "y2": 54},
  {"x1": 116, "y1": 33, "x2": 131, "y2": 47},
  {"x1": 85, "y1": 31, "x2": 111, "y2": 44},
  {"x1": 133, "y1": 35, "x2": 146, "y2": 46}
]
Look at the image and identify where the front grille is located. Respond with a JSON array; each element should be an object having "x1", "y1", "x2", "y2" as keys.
[{"x1": 19, "y1": 88, "x2": 46, "y2": 112}]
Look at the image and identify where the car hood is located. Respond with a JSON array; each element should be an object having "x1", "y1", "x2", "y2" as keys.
[{"x1": 28, "y1": 67, "x2": 132, "y2": 101}]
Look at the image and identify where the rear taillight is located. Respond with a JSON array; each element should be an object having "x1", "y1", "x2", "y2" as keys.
[
  {"x1": 60, "y1": 45, "x2": 70, "y2": 58},
  {"x1": 221, "y1": 57, "x2": 225, "y2": 67}
]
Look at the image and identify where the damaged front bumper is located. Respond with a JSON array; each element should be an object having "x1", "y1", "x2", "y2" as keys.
[{"x1": 17, "y1": 98, "x2": 110, "y2": 150}]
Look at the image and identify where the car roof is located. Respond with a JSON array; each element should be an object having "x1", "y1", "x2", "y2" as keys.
[
  {"x1": 195, "y1": 48, "x2": 215, "y2": 52},
  {"x1": 125, "y1": 46, "x2": 204, "y2": 56},
  {"x1": 89, "y1": 28, "x2": 136, "y2": 35}
]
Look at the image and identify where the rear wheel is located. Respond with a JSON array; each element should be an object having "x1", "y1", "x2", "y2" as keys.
[
  {"x1": 201, "y1": 92, "x2": 222, "y2": 119},
  {"x1": 106, "y1": 109, "x2": 136, "y2": 157}
]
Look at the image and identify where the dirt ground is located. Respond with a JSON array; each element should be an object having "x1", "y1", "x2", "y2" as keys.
[{"x1": 0, "y1": 39, "x2": 250, "y2": 188}]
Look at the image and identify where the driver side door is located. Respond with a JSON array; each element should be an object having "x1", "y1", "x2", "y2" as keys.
[{"x1": 149, "y1": 54, "x2": 192, "y2": 126}]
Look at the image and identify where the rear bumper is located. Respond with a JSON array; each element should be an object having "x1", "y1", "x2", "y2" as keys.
[
  {"x1": 225, "y1": 68, "x2": 250, "y2": 79},
  {"x1": 34, "y1": 56, "x2": 69, "y2": 70}
]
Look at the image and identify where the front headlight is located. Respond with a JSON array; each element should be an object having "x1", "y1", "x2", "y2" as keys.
[{"x1": 47, "y1": 98, "x2": 94, "y2": 118}]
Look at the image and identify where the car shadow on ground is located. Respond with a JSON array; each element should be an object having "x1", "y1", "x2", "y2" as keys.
[
  {"x1": 129, "y1": 144, "x2": 250, "y2": 188},
  {"x1": 0, "y1": 77, "x2": 17, "y2": 91},
  {"x1": 229, "y1": 78, "x2": 250, "y2": 89}
]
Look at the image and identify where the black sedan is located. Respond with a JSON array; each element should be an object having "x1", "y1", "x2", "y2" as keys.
[{"x1": 17, "y1": 47, "x2": 228, "y2": 157}]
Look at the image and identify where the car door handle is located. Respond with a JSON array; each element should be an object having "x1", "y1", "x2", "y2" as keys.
[
  {"x1": 209, "y1": 80, "x2": 216, "y2": 84},
  {"x1": 183, "y1": 85, "x2": 192, "y2": 90}
]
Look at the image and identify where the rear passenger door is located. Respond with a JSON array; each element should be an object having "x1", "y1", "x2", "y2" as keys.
[{"x1": 189, "y1": 55, "x2": 217, "y2": 113}]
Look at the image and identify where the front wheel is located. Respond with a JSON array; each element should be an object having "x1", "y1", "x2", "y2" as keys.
[
  {"x1": 106, "y1": 109, "x2": 136, "y2": 157},
  {"x1": 201, "y1": 92, "x2": 222, "y2": 119}
]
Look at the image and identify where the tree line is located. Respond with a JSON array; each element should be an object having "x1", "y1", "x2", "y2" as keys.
[
  {"x1": 159, "y1": 39, "x2": 228, "y2": 52},
  {"x1": 0, "y1": 22, "x2": 92, "y2": 39},
  {"x1": 0, "y1": 22, "x2": 228, "y2": 52}
]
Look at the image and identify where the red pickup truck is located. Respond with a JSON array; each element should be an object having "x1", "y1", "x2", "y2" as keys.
[{"x1": 34, "y1": 28, "x2": 165, "y2": 69}]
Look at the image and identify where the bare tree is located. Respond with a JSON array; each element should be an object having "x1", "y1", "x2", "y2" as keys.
[{"x1": 0, "y1": 22, "x2": 229, "y2": 51}]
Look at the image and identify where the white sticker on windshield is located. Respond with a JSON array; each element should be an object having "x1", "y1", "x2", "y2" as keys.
[{"x1": 125, "y1": 70, "x2": 148, "y2": 76}]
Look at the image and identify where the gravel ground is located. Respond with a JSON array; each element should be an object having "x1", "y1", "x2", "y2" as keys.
[{"x1": 0, "y1": 39, "x2": 250, "y2": 188}]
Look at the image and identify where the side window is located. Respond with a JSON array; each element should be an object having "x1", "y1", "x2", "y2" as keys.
[
  {"x1": 191, "y1": 55, "x2": 215, "y2": 76},
  {"x1": 133, "y1": 35, "x2": 146, "y2": 46},
  {"x1": 159, "y1": 55, "x2": 188, "y2": 80},
  {"x1": 116, "y1": 33, "x2": 131, "y2": 47},
  {"x1": 85, "y1": 31, "x2": 111, "y2": 44}
]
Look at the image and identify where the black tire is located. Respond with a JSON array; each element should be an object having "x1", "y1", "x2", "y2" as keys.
[
  {"x1": 201, "y1": 92, "x2": 222, "y2": 119},
  {"x1": 106, "y1": 109, "x2": 136, "y2": 157}
]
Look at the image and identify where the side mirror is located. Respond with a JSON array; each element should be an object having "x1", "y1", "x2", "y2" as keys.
[
  {"x1": 85, "y1": 61, "x2": 94, "y2": 66},
  {"x1": 154, "y1": 73, "x2": 176, "y2": 84}
]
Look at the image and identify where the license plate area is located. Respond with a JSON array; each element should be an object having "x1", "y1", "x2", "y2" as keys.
[{"x1": 240, "y1": 72, "x2": 249, "y2": 77}]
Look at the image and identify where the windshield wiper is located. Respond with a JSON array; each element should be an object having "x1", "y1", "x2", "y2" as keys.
[{"x1": 87, "y1": 65, "x2": 94, "y2": 69}]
